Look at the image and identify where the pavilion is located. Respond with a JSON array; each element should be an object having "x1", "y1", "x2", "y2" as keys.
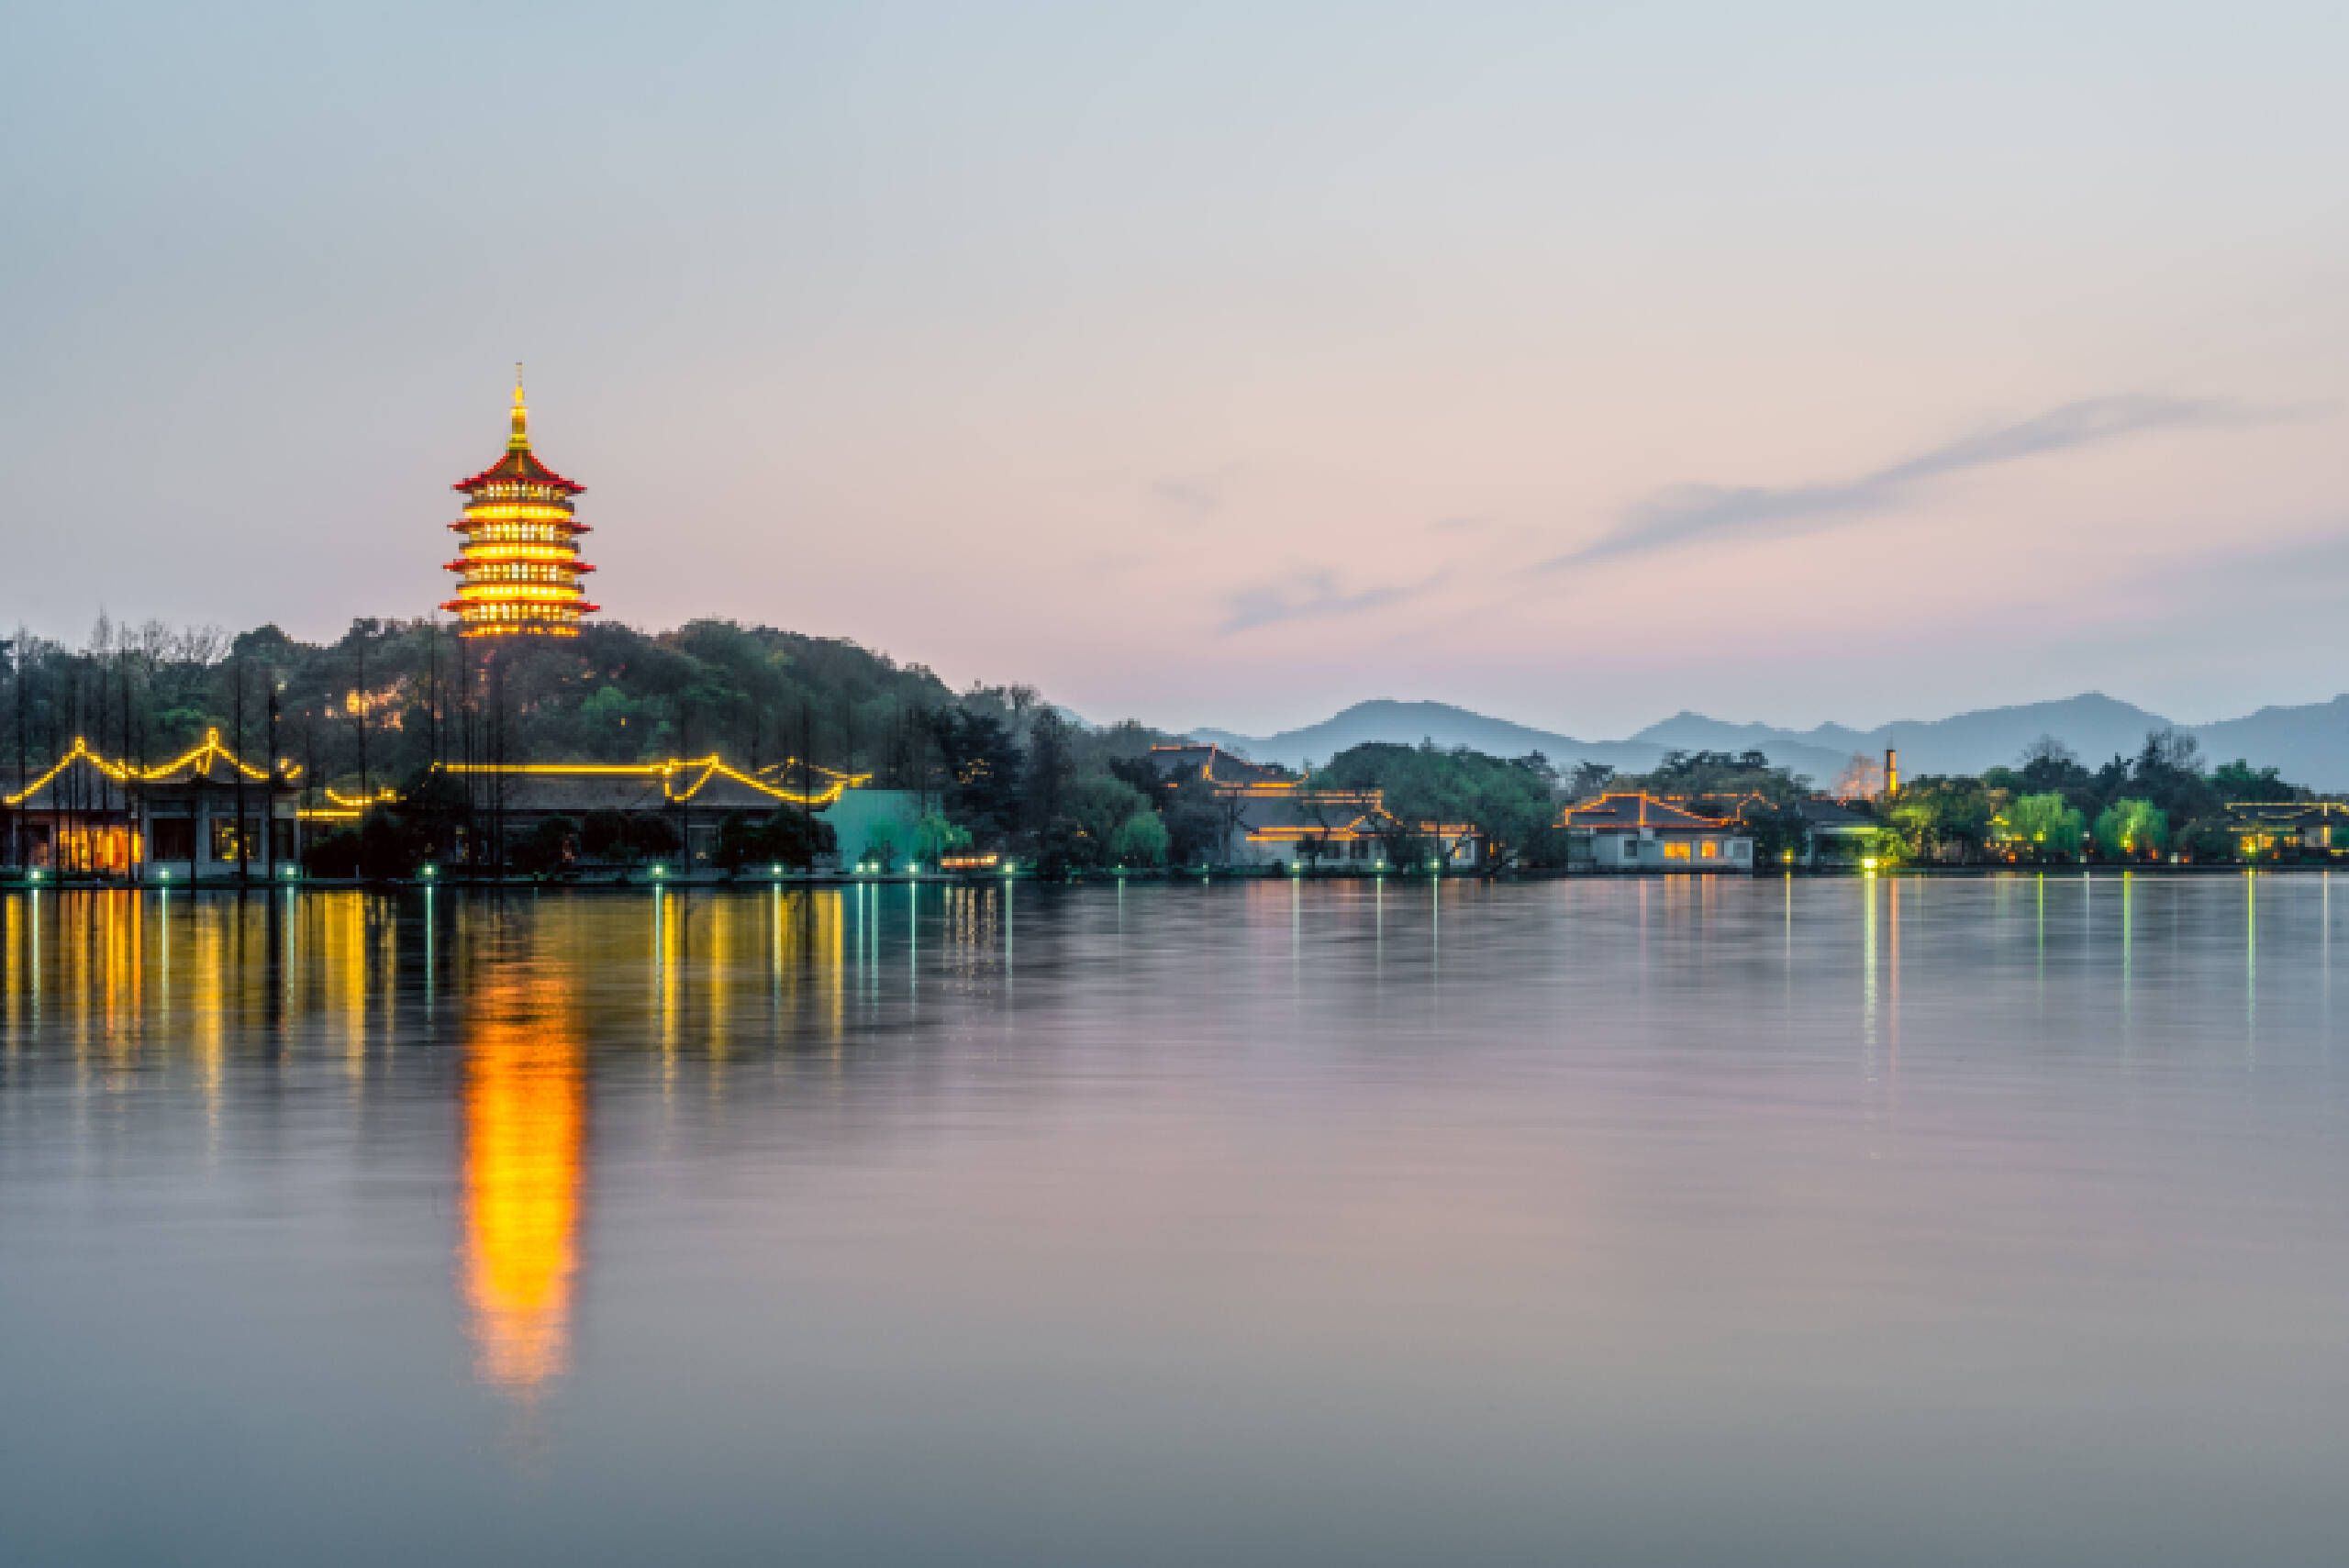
[{"x1": 3, "y1": 729, "x2": 306, "y2": 881}]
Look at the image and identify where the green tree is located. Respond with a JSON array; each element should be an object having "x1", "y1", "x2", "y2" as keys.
[
  {"x1": 2003, "y1": 792, "x2": 2086, "y2": 861},
  {"x1": 1161, "y1": 772, "x2": 1230, "y2": 865},
  {"x1": 767, "y1": 806, "x2": 837, "y2": 869},
  {"x1": 930, "y1": 707, "x2": 1022, "y2": 841},
  {"x1": 1022, "y1": 708, "x2": 1077, "y2": 833},
  {"x1": 582, "y1": 808, "x2": 631, "y2": 862},
  {"x1": 1625, "y1": 748, "x2": 1811, "y2": 808},
  {"x1": 713, "y1": 811, "x2": 768, "y2": 870},
  {"x1": 512, "y1": 815, "x2": 577, "y2": 873},
  {"x1": 2209, "y1": 759, "x2": 2294, "y2": 804},
  {"x1": 913, "y1": 810, "x2": 972, "y2": 862},
  {"x1": 624, "y1": 812, "x2": 680, "y2": 863},
  {"x1": 2094, "y1": 797, "x2": 2167, "y2": 860},
  {"x1": 1064, "y1": 773, "x2": 1150, "y2": 854},
  {"x1": 1034, "y1": 815, "x2": 1099, "y2": 877},
  {"x1": 1883, "y1": 777, "x2": 1996, "y2": 862},
  {"x1": 1108, "y1": 809, "x2": 1170, "y2": 866},
  {"x1": 1312, "y1": 742, "x2": 1560, "y2": 868}
]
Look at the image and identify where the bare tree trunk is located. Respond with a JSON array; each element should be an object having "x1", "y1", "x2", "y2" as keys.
[
  {"x1": 265, "y1": 678, "x2": 280, "y2": 882},
  {"x1": 8, "y1": 632, "x2": 24, "y2": 869},
  {"x1": 233, "y1": 659, "x2": 250, "y2": 884},
  {"x1": 352, "y1": 635, "x2": 370, "y2": 801},
  {"x1": 426, "y1": 617, "x2": 440, "y2": 769}
]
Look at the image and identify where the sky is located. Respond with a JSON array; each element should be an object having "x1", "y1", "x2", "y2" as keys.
[{"x1": 3, "y1": 1, "x2": 2345, "y2": 740}]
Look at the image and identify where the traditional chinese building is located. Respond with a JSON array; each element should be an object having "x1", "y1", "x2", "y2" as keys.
[
  {"x1": 444, "y1": 371, "x2": 598, "y2": 637},
  {"x1": 3, "y1": 730, "x2": 306, "y2": 880},
  {"x1": 2226, "y1": 800, "x2": 2349, "y2": 860},
  {"x1": 437, "y1": 755, "x2": 893, "y2": 870},
  {"x1": 1558, "y1": 792, "x2": 1753, "y2": 872},
  {"x1": 1143, "y1": 742, "x2": 1486, "y2": 867}
]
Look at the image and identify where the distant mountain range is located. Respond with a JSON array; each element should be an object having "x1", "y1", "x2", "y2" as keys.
[
  {"x1": 1187, "y1": 700, "x2": 1682, "y2": 779},
  {"x1": 1187, "y1": 693, "x2": 2349, "y2": 790}
]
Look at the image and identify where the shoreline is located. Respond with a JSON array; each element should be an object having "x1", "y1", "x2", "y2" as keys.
[{"x1": 0, "y1": 862, "x2": 2332, "y2": 893}]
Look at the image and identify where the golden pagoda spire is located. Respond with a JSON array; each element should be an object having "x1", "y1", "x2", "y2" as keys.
[{"x1": 508, "y1": 362, "x2": 529, "y2": 451}]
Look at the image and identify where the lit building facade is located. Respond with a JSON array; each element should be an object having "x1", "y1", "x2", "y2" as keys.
[
  {"x1": 1559, "y1": 792, "x2": 1754, "y2": 872},
  {"x1": 444, "y1": 373, "x2": 598, "y2": 637},
  {"x1": 3, "y1": 730, "x2": 306, "y2": 880}
]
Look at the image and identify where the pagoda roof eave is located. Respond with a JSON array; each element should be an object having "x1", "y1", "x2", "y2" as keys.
[{"x1": 452, "y1": 448, "x2": 585, "y2": 495}]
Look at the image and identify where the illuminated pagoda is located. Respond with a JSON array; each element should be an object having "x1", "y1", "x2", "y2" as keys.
[{"x1": 444, "y1": 369, "x2": 599, "y2": 637}]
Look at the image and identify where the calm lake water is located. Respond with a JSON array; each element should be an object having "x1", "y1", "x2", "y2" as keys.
[{"x1": 2, "y1": 875, "x2": 2345, "y2": 1566}]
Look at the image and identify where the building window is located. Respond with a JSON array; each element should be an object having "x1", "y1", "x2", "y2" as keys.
[
  {"x1": 1699, "y1": 840, "x2": 1720, "y2": 859},
  {"x1": 152, "y1": 818, "x2": 195, "y2": 862},
  {"x1": 1661, "y1": 840, "x2": 1691, "y2": 861},
  {"x1": 210, "y1": 818, "x2": 263, "y2": 862}
]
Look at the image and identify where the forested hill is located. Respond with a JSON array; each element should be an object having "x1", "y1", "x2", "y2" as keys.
[{"x1": 0, "y1": 616, "x2": 1170, "y2": 795}]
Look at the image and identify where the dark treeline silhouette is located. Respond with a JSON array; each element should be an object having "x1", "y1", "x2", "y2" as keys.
[
  {"x1": 0, "y1": 614, "x2": 1170, "y2": 793},
  {"x1": 2, "y1": 614, "x2": 1185, "y2": 869}
]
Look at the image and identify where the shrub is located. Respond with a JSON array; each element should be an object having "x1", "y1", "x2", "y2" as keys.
[
  {"x1": 1108, "y1": 809, "x2": 1169, "y2": 867},
  {"x1": 581, "y1": 808, "x2": 630, "y2": 862},
  {"x1": 304, "y1": 828, "x2": 363, "y2": 879},
  {"x1": 511, "y1": 816, "x2": 577, "y2": 874},
  {"x1": 624, "y1": 812, "x2": 679, "y2": 862}
]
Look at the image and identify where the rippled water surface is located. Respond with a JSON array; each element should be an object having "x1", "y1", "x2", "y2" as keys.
[{"x1": 3, "y1": 875, "x2": 2346, "y2": 1566}]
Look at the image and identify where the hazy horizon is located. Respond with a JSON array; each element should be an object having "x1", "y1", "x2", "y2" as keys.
[{"x1": 6, "y1": 2, "x2": 2345, "y2": 738}]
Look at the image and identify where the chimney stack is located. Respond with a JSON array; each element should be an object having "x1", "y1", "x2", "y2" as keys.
[{"x1": 1884, "y1": 748, "x2": 1898, "y2": 795}]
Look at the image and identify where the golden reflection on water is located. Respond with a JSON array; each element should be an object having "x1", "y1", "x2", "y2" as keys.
[
  {"x1": 459, "y1": 948, "x2": 584, "y2": 1396},
  {"x1": 0, "y1": 885, "x2": 905, "y2": 1400}
]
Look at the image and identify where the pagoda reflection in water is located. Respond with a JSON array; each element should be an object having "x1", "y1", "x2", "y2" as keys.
[{"x1": 459, "y1": 956, "x2": 585, "y2": 1393}]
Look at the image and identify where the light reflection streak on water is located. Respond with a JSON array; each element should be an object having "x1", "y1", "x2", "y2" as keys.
[
  {"x1": 828, "y1": 889, "x2": 845, "y2": 1051},
  {"x1": 5, "y1": 895, "x2": 21, "y2": 1060},
  {"x1": 2121, "y1": 871, "x2": 2133, "y2": 1047},
  {"x1": 2036, "y1": 873, "x2": 2045, "y2": 1001},
  {"x1": 708, "y1": 893, "x2": 732, "y2": 1083},
  {"x1": 459, "y1": 941, "x2": 584, "y2": 1398},
  {"x1": 655, "y1": 886, "x2": 681, "y2": 1096},
  {"x1": 333, "y1": 895, "x2": 365, "y2": 1083},
  {"x1": 1862, "y1": 876, "x2": 1877, "y2": 1073},
  {"x1": 1888, "y1": 879, "x2": 1901, "y2": 1081},
  {"x1": 7, "y1": 876, "x2": 2349, "y2": 1567}
]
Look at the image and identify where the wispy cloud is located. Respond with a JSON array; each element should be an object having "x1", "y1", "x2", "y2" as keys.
[
  {"x1": 1219, "y1": 568, "x2": 1447, "y2": 636},
  {"x1": 1550, "y1": 395, "x2": 2261, "y2": 567},
  {"x1": 1147, "y1": 476, "x2": 1225, "y2": 522}
]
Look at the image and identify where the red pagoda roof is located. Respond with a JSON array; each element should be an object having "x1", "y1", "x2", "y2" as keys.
[
  {"x1": 453, "y1": 375, "x2": 586, "y2": 494},
  {"x1": 452, "y1": 444, "x2": 584, "y2": 495}
]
